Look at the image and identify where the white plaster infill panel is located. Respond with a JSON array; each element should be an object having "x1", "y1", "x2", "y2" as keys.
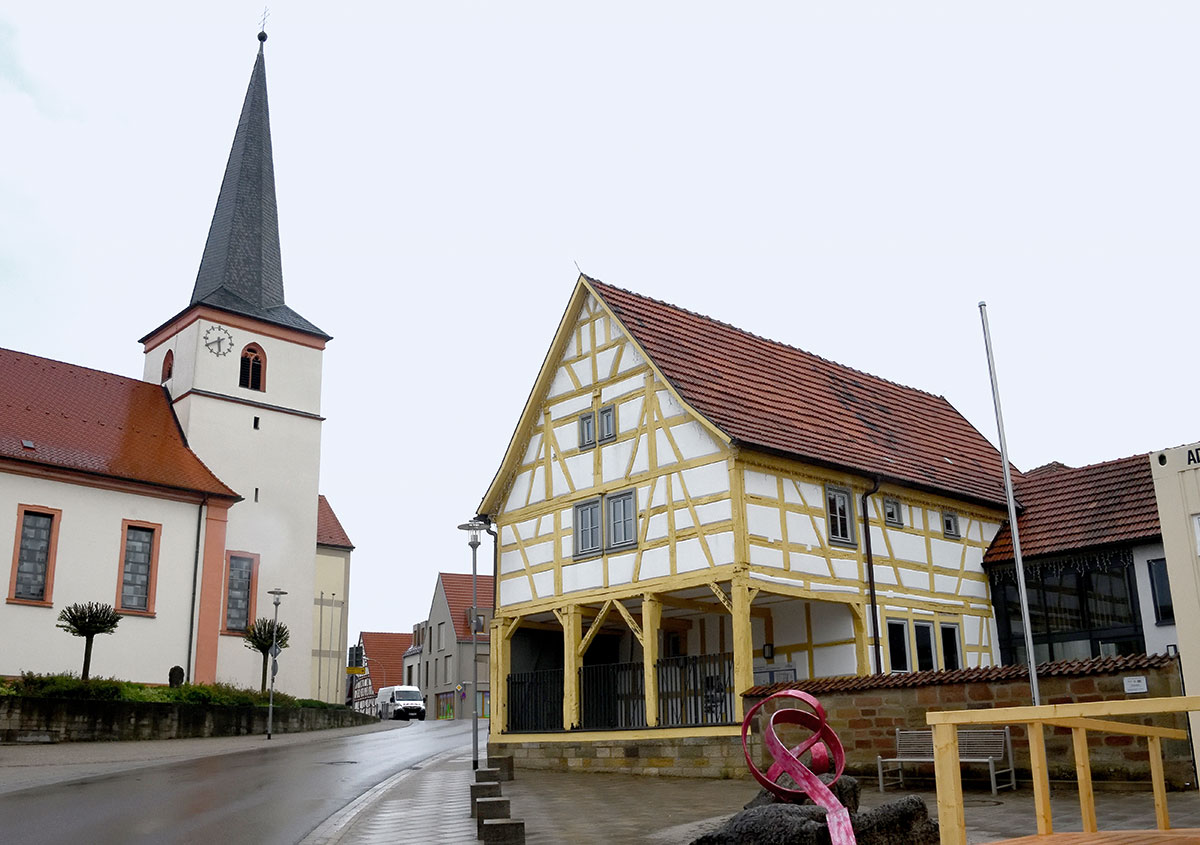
[
  {"x1": 564, "y1": 453, "x2": 591, "y2": 490},
  {"x1": 933, "y1": 573, "x2": 960, "y2": 595},
  {"x1": 655, "y1": 430, "x2": 677, "y2": 467},
  {"x1": 504, "y1": 471, "x2": 532, "y2": 513},
  {"x1": 750, "y1": 543, "x2": 785, "y2": 569},
  {"x1": 595, "y1": 347, "x2": 621, "y2": 384},
  {"x1": 680, "y1": 462, "x2": 730, "y2": 499},
  {"x1": 602, "y1": 439, "x2": 634, "y2": 484},
  {"x1": 531, "y1": 570, "x2": 554, "y2": 599},
  {"x1": 743, "y1": 469, "x2": 778, "y2": 499},
  {"x1": 830, "y1": 558, "x2": 859, "y2": 581},
  {"x1": 550, "y1": 393, "x2": 591, "y2": 420},
  {"x1": 695, "y1": 499, "x2": 732, "y2": 525},
  {"x1": 601, "y1": 374, "x2": 642, "y2": 404},
  {"x1": 563, "y1": 558, "x2": 604, "y2": 593},
  {"x1": 671, "y1": 420, "x2": 723, "y2": 459},
  {"x1": 930, "y1": 538, "x2": 961, "y2": 568},
  {"x1": 958, "y1": 578, "x2": 989, "y2": 599},
  {"x1": 500, "y1": 550, "x2": 525, "y2": 575},
  {"x1": 500, "y1": 576, "x2": 533, "y2": 606},
  {"x1": 888, "y1": 531, "x2": 927, "y2": 564},
  {"x1": 897, "y1": 567, "x2": 929, "y2": 590},
  {"x1": 646, "y1": 512, "x2": 668, "y2": 542},
  {"x1": 616, "y1": 344, "x2": 644, "y2": 375},
  {"x1": 747, "y1": 504, "x2": 783, "y2": 542},
  {"x1": 813, "y1": 644, "x2": 857, "y2": 678},
  {"x1": 609, "y1": 552, "x2": 635, "y2": 586},
  {"x1": 790, "y1": 552, "x2": 829, "y2": 577},
  {"x1": 522, "y1": 433, "x2": 543, "y2": 465},
  {"x1": 523, "y1": 538, "x2": 555, "y2": 567},
  {"x1": 785, "y1": 511, "x2": 820, "y2": 548},
  {"x1": 640, "y1": 545, "x2": 669, "y2": 579},
  {"x1": 656, "y1": 390, "x2": 685, "y2": 420},
  {"x1": 676, "y1": 537, "x2": 708, "y2": 573},
  {"x1": 618, "y1": 397, "x2": 644, "y2": 433},
  {"x1": 547, "y1": 367, "x2": 574, "y2": 399}
]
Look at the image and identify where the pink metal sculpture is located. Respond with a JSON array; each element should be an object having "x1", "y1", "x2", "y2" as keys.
[{"x1": 741, "y1": 690, "x2": 857, "y2": 844}]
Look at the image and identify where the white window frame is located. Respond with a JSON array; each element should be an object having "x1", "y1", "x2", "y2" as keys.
[
  {"x1": 913, "y1": 620, "x2": 936, "y2": 672},
  {"x1": 939, "y1": 622, "x2": 962, "y2": 671},
  {"x1": 887, "y1": 618, "x2": 911, "y2": 673},
  {"x1": 574, "y1": 498, "x2": 602, "y2": 557},
  {"x1": 825, "y1": 485, "x2": 856, "y2": 546}
]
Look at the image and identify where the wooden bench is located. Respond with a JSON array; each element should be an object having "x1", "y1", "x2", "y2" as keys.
[{"x1": 878, "y1": 727, "x2": 1015, "y2": 795}]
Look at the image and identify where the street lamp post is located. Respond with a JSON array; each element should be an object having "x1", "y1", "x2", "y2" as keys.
[
  {"x1": 266, "y1": 588, "x2": 288, "y2": 739},
  {"x1": 458, "y1": 518, "x2": 488, "y2": 771}
]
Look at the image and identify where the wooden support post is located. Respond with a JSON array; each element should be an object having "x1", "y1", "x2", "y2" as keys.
[
  {"x1": 560, "y1": 605, "x2": 582, "y2": 731},
  {"x1": 1028, "y1": 722, "x2": 1053, "y2": 835},
  {"x1": 1070, "y1": 726, "x2": 1097, "y2": 832},
  {"x1": 731, "y1": 570, "x2": 753, "y2": 722},
  {"x1": 643, "y1": 593, "x2": 661, "y2": 727},
  {"x1": 1149, "y1": 734, "x2": 1170, "y2": 831},
  {"x1": 850, "y1": 603, "x2": 869, "y2": 676},
  {"x1": 932, "y1": 723, "x2": 965, "y2": 845}
]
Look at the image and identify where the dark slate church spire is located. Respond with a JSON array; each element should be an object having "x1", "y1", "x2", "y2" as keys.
[{"x1": 189, "y1": 32, "x2": 328, "y2": 339}]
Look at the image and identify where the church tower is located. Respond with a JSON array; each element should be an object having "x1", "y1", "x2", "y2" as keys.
[{"x1": 139, "y1": 32, "x2": 329, "y2": 696}]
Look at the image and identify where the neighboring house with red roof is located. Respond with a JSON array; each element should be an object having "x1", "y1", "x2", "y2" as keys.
[
  {"x1": 349, "y1": 631, "x2": 413, "y2": 715},
  {"x1": 478, "y1": 275, "x2": 1013, "y2": 750},
  {"x1": 406, "y1": 572, "x2": 494, "y2": 720},
  {"x1": 1, "y1": 35, "x2": 353, "y2": 701},
  {"x1": 983, "y1": 453, "x2": 1173, "y2": 664}
]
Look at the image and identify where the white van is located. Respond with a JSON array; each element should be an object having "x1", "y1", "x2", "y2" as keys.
[{"x1": 376, "y1": 685, "x2": 426, "y2": 721}]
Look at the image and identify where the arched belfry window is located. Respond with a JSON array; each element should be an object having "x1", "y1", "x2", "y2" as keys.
[
  {"x1": 239, "y1": 344, "x2": 265, "y2": 391},
  {"x1": 161, "y1": 350, "x2": 174, "y2": 383}
]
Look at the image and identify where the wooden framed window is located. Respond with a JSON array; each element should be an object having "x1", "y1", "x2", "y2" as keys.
[
  {"x1": 940, "y1": 622, "x2": 962, "y2": 670},
  {"x1": 161, "y1": 350, "x2": 174, "y2": 383},
  {"x1": 222, "y1": 551, "x2": 258, "y2": 633},
  {"x1": 8, "y1": 505, "x2": 62, "y2": 605},
  {"x1": 579, "y1": 412, "x2": 596, "y2": 449},
  {"x1": 116, "y1": 520, "x2": 160, "y2": 615},
  {"x1": 887, "y1": 618, "x2": 910, "y2": 672},
  {"x1": 942, "y1": 511, "x2": 961, "y2": 538},
  {"x1": 574, "y1": 498, "x2": 601, "y2": 557},
  {"x1": 239, "y1": 344, "x2": 266, "y2": 391},
  {"x1": 825, "y1": 485, "x2": 856, "y2": 546},
  {"x1": 1148, "y1": 558, "x2": 1174, "y2": 625},
  {"x1": 605, "y1": 489, "x2": 637, "y2": 550},
  {"x1": 598, "y1": 404, "x2": 617, "y2": 443},
  {"x1": 883, "y1": 497, "x2": 903, "y2": 527},
  {"x1": 914, "y1": 621, "x2": 936, "y2": 671}
]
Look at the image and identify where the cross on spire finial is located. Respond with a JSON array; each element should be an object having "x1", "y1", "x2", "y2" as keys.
[{"x1": 259, "y1": 6, "x2": 270, "y2": 31}]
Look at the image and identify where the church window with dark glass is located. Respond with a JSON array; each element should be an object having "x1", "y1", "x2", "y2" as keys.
[
  {"x1": 1148, "y1": 558, "x2": 1174, "y2": 624},
  {"x1": 239, "y1": 344, "x2": 265, "y2": 391}
]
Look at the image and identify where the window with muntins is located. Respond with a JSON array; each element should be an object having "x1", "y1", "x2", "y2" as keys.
[
  {"x1": 1148, "y1": 558, "x2": 1174, "y2": 624},
  {"x1": 118, "y1": 523, "x2": 157, "y2": 613},
  {"x1": 574, "y1": 499, "x2": 602, "y2": 556},
  {"x1": 598, "y1": 405, "x2": 616, "y2": 443},
  {"x1": 606, "y1": 490, "x2": 636, "y2": 549},
  {"x1": 239, "y1": 344, "x2": 265, "y2": 391},
  {"x1": 579, "y1": 412, "x2": 596, "y2": 449},
  {"x1": 942, "y1": 512, "x2": 961, "y2": 538},
  {"x1": 224, "y1": 554, "x2": 255, "y2": 632},
  {"x1": 825, "y1": 486, "x2": 855, "y2": 545},
  {"x1": 11, "y1": 508, "x2": 58, "y2": 602},
  {"x1": 883, "y1": 497, "x2": 903, "y2": 527}
]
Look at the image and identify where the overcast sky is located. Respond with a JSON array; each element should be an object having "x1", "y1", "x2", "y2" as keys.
[{"x1": 2, "y1": 3, "x2": 1196, "y2": 646}]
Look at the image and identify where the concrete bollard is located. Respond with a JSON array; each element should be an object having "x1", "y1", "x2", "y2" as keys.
[
  {"x1": 481, "y1": 818, "x2": 525, "y2": 844},
  {"x1": 470, "y1": 782, "x2": 502, "y2": 817},
  {"x1": 487, "y1": 755, "x2": 514, "y2": 782},
  {"x1": 475, "y1": 767, "x2": 502, "y2": 783},
  {"x1": 475, "y1": 797, "x2": 510, "y2": 839}
]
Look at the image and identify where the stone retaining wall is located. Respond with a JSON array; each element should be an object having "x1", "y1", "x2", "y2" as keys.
[
  {"x1": 745, "y1": 655, "x2": 1193, "y2": 788},
  {"x1": 488, "y1": 734, "x2": 749, "y2": 779},
  {"x1": 0, "y1": 697, "x2": 376, "y2": 743}
]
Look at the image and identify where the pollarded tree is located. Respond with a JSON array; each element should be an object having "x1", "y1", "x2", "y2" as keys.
[
  {"x1": 56, "y1": 602, "x2": 121, "y2": 680},
  {"x1": 243, "y1": 617, "x2": 290, "y2": 693}
]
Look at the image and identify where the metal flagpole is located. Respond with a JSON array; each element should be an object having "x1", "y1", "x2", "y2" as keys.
[{"x1": 978, "y1": 302, "x2": 1040, "y2": 706}]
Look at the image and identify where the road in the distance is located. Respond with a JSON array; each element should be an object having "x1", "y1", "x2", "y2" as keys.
[{"x1": 0, "y1": 719, "x2": 480, "y2": 845}]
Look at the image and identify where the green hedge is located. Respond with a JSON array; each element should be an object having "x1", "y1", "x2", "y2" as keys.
[{"x1": 0, "y1": 673, "x2": 348, "y2": 710}]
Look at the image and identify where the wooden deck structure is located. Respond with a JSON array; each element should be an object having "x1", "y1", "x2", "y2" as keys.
[
  {"x1": 926, "y1": 695, "x2": 1200, "y2": 845},
  {"x1": 992, "y1": 831, "x2": 1200, "y2": 843}
]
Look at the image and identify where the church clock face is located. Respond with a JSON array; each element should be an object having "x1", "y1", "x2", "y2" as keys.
[{"x1": 203, "y1": 324, "x2": 234, "y2": 356}]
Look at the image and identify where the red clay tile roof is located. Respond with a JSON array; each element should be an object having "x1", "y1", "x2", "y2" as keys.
[
  {"x1": 984, "y1": 453, "x2": 1159, "y2": 563},
  {"x1": 0, "y1": 348, "x2": 236, "y2": 498},
  {"x1": 359, "y1": 631, "x2": 413, "y2": 691},
  {"x1": 743, "y1": 653, "x2": 1175, "y2": 697},
  {"x1": 316, "y1": 494, "x2": 354, "y2": 549},
  {"x1": 586, "y1": 278, "x2": 1013, "y2": 508},
  {"x1": 441, "y1": 572, "x2": 494, "y2": 642}
]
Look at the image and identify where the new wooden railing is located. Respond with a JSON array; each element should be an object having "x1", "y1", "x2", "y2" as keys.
[{"x1": 926, "y1": 695, "x2": 1200, "y2": 845}]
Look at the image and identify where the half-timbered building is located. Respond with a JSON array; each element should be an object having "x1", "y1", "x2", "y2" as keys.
[{"x1": 480, "y1": 275, "x2": 1013, "y2": 761}]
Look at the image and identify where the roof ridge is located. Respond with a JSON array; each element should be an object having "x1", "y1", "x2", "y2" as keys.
[
  {"x1": 0, "y1": 346, "x2": 145, "y2": 385},
  {"x1": 584, "y1": 275, "x2": 949, "y2": 403}
]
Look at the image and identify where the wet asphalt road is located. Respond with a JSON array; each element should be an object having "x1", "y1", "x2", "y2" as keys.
[{"x1": 0, "y1": 719, "x2": 476, "y2": 845}]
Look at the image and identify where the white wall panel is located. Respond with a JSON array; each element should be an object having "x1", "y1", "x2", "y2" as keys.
[
  {"x1": 500, "y1": 577, "x2": 532, "y2": 606},
  {"x1": 608, "y1": 552, "x2": 635, "y2": 586},
  {"x1": 531, "y1": 570, "x2": 554, "y2": 599},
  {"x1": 744, "y1": 470, "x2": 777, "y2": 499},
  {"x1": 888, "y1": 531, "x2": 927, "y2": 564},
  {"x1": 750, "y1": 544, "x2": 784, "y2": 569},
  {"x1": 747, "y1": 504, "x2": 782, "y2": 541},
  {"x1": 500, "y1": 550, "x2": 525, "y2": 574},
  {"x1": 639, "y1": 546, "x2": 669, "y2": 580},
  {"x1": 680, "y1": 463, "x2": 730, "y2": 499},
  {"x1": 930, "y1": 538, "x2": 960, "y2": 568},
  {"x1": 785, "y1": 512, "x2": 820, "y2": 547},
  {"x1": 676, "y1": 538, "x2": 708, "y2": 572}
]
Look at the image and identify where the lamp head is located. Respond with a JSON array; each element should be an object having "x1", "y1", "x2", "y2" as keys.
[{"x1": 457, "y1": 518, "x2": 488, "y2": 546}]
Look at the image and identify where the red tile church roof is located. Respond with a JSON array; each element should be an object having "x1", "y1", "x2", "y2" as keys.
[
  {"x1": 984, "y1": 453, "x2": 1159, "y2": 563},
  {"x1": 0, "y1": 348, "x2": 236, "y2": 498},
  {"x1": 317, "y1": 495, "x2": 354, "y2": 549},
  {"x1": 586, "y1": 278, "x2": 1014, "y2": 508}
]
